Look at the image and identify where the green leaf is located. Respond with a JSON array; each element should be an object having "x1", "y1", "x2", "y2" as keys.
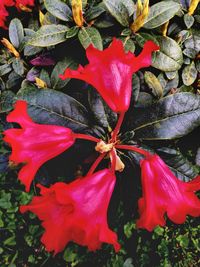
[
  {"x1": 183, "y1": 48, "x2": 197, "y2": 59},
  {"x1": 182, "y1": 61, "x2": 197, "y2": 86},
  {"x1": 88, "y1": 87, "x2": 117, "y2": 129},
  {"x1": 152, "y1": 36, "x2": 183, "y2": 71},
  {"x1": 16, "y1": 86, "x2": 91, "y2": 132},
  {"x1": 44, "y1": 0, "x2": 72, "y2": 22},
  {"x1": 0, "y1": 90, "x2": 15, "y2": 113},
  {"x1": 143, "y1": 1, "x2": 181, "y2": 29},
  {"x1": 78, "y1": 27, "x2": 103, "y2": 50},
  {"x1": 127, "y1": 93, "x2": 200, "y2": 140},
  {"x1": 156, "y1": 147, "x2": 199, "y2": 181},
  {"x1": 144, "y1": 71, "x2": 163, "y2": 99},
  {"x1": 28, "y1": 24, "x2": 69, "y2": 47},
  {"x1": 0, "y1": 64, "x2": 12, "y2": 76},
  {"x1": 184, "y1": 14, "x2": 195, "y2": 29},
  {"x1": 12, "y1": 58, "x2": 24, "y2": 76},
  {"x1": 9, "y1": 18, "x2": 24, "y2": 49},
  {"x1": 51, "y1": 57, "x2": 78, "y2": 89},
  {"x1": 103, "y1": 0, "x2": 134, "y2": 26},
  {"x1": 119, "y1": 37, "x2": 135, "y2": 53},
  {"x1": 184, "y1": 30, "x2": 200, "y2": 53},
  {"x1": 24, "y1": 29, "x2": 43, "y2": 56},
  {"x1": 3, "y1": 236, "x2": 16, "y2": 246},
  {"x1": 65, "y1": 26, "x2": 79, "y2": 39},
  {"x1": 0, "y1": 191, "x2": 11, "y2": 209}
]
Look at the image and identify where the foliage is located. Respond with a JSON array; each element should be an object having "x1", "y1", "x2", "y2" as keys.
[{"x1": 0, "y1": 0, "x2": 200, "y2": 266}]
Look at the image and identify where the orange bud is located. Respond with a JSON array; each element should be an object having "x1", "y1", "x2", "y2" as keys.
[{"x1": 1, "y1": 38, "x2": 20, "y2": 58}]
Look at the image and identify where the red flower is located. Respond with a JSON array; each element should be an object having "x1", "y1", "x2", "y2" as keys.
[
  {"x1": 15, "y1": 0, "x2": 34, "y2": 9},
  {"x1": 0, "y1": 0, "x2": 14, "y2": 29},
  {"x1": 20, "y1": 169, "x2": 120, "y2": 254},
  {"x1": 60, "y1": 38, "x2": 159, "y2": 113},
  {"x1": 3, "y1": 100, "x2": 75, "y2": 192},
  {"x1": 137, "y1": 154, "x2": 200, "y2": 231}
]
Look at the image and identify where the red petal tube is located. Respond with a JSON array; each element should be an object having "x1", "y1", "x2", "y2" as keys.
[
  {"x1": 60, "y1": 38, "x2": 159, "y2": 113},
  {"x1": 20, "y1": 169, "x2": 121, "y2": 254},
  {"x1": 137, "y1": 154, "x2": 200, "y2": 231},
  {"x1": 3, "y1": 100, "x2": 75, "y2": 192}
]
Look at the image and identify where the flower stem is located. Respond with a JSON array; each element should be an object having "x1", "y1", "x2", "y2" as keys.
[
  {"x1": 75, "y1": 133, "x2": 100, "y2": 143},
  {"x1": 115, "y1": 144, "x2": 150, "y2": 157},
  {"x1": 110, "y1": 149, "x2": 117, "y2": 173},
  {"x1": 87, "y1": 153, "x2": 106, "y2": 176},
  {"x1": 111, "y1": 112, "x2": 125, "y2": 142}
]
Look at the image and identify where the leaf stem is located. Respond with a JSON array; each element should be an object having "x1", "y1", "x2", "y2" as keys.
[{"x1": 115, "y1": 144, "x2": 150, "y2": 157}]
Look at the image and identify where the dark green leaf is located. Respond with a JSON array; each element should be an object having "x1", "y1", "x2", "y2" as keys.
[
  {"x1": 0, "y1": 64, "x2": 12, "y2": 76},
  {"x1": 85, "y1": 5, "x2": 106, "y2": 21},
  {"x1": 156, "y1": 147, "x2": 199, "y2": 181},
  {"x1": 12, "y1": 58, "x2": 24, "y2": 76},
  {"x1": 144, "y1": 1, "x2": 181, "y2": 29},
  {"x1": 184, "y1": 30, "x2": 200, "y2": 53},
  {"x1": 127, "y1": 93, "x2": 200, "y2": 140},
  {"x1": 65, "y1": 26, "x2": 79, "y2": 39},
  {"x1": 44, "y1": 0, "x2": 72, "y2": 21},
  {"x1": 16, "y1": 86, "x2": 91, "y2": 132},
  {"x1": 103, "y1": 0, "x2": 134, "y2": 26},
  {"x1": 0, "y1": 90, "x2": 15, "y2": 113},
  {"x1": 88, "y1": 87, "x2": 117, "y2": 129},
  {"x1": 28, "y1": 24, "x2": 69, "y2": 47},
  {"x1": 78, "y1": 27, "x2": 103, "y2": 50},
  {"x1": 24, "y1": 29, "x2": 43, "y2": 56},
  {"x1": 9, "y1": 18, "x2": 24, "y2": 49},
  {"x1": 51, "y1": 57, "x2": 78, "y2": 89}
]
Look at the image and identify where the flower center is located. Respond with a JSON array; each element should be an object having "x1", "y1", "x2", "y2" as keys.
[{"x1": 95, "y1": 140, "x2": 114, "y2": 153}]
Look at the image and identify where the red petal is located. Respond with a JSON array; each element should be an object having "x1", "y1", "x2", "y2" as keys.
[
  {"x1": 4, "y1": 100, "x2": 75, "y2": 191},
  {"x1": 60, "y1": 38, "x2": 159, "y2": 113},
  {"x1": 20, "y1": 169, "x2": 120, "y2": 254},
  {"x1": 137, "y1": 154, "x2": 200, "y2": 231}
]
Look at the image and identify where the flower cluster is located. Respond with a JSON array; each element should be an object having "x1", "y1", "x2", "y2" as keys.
[
  {"x1": 0, "y1": 0, "x2": 34, "y2": 29},
  {"x1": 4, "y1": 39, "x2": 200, "y2": 255}
]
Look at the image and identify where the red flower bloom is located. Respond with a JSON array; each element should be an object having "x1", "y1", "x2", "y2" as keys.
[
  {"x1": 60, "y1": 38, "x2": 159, "y2": 113},
  {"x1": 137, "y1": 154, "x2": 200, "y2": 231},
  {"x1": 0, "y1": 0, "x2": 14, "y2": 29},
  {"x1": 20, "y1": 169, "x2": 120, "y2": 254},
  {"x1": 3, "y1": 100, "x2": 75, "y2": 192}
]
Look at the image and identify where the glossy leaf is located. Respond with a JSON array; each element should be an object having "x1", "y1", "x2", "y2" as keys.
[
  {"x1": 51, "y1": 57, "x2": 78, "y2": 89},
  {"x1": 182, "y1": 61, "x2": 197, "y2": 86},
  {"x1": 156, "y1": 147, "x2": 199, "y2": 182},
  {"x1": 28, "y1": 25, "x2": 69, "y2": 47},
  {"x1": 44, "y1": 0, "x2": 72, "y2": 21},
  {"x1": 9, "y1": 19, "x2": 24, "y2": 49},
  {"x1": 126, "y1": 93, "x2": 200, "y2": 140},
  {"x1": 16, "y1": 86, "x2": 91, "y2": 132},
  {"x1": 78, "y1": 27, "x2": 103, "y2": 50},
  {"x1": 152, "y1": 36, "x2": 183, "y2": 71},
  {"x1": 143, "y1": 1, "x2": 181, "y2": 29},
  {"x1": 103, "y1": 0, "x2": 134, "y2": 26},
  {"x1": 0, "y1": 91, "x2": 15, "y2": 113}
]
